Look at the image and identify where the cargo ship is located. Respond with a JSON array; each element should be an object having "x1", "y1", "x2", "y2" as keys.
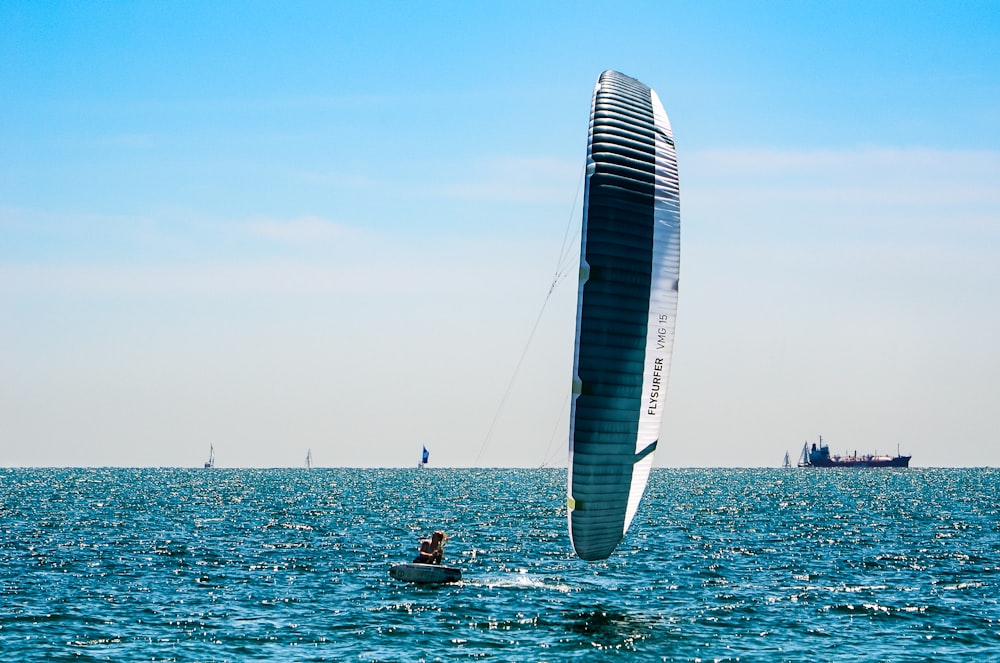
[{"x1": 796, "y1": 436, "x2": 911, "y2": 468}]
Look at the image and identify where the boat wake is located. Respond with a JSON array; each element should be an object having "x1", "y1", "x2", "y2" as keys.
[{"x1": 470, "y1": 571, "x2": 576, "y2": 594}]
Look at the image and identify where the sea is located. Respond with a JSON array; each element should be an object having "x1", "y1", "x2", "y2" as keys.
[{"x1": 1, "y1": 468, "x2": 997, "y2": 662}]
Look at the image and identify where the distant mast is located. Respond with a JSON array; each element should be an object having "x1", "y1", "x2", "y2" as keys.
[
  {"x1": 305, "y1": 448, "x2": 313, "y2": 470},
  {"x1": 203, "y1": 444, "x2": 215, "y2": 469},
  {"x1": 419, "y1": 446, "x2": 429, "y2": 469}
]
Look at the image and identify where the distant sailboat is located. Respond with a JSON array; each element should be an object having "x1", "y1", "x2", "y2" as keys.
[
  {"x1": 203, "y1": 444, "x2": 215, "y2": 469},
  {"x1": 305, "y1": 448, "x2": 313, "y2": 469},
  {"x1": 783, "y1": 451, "x2": 791, "y2": 468},
  {"x1": 418, "y1": 446, "x2": 429, "y2": 469}
]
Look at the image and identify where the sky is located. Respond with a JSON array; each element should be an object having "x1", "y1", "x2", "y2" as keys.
[{"x1": 2, "y1": 1, "x2": 998, "y2": 468}]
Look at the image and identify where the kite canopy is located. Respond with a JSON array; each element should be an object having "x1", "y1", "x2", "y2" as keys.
[{"x1": 568, "y1": 70, "x2": 681, "y2": 561}]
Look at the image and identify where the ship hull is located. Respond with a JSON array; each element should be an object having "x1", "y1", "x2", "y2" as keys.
[{"x1": 806, "y1": 456, "x2": 911, "y2": 468}]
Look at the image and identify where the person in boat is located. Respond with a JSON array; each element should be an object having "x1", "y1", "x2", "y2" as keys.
[{"x1": 413, "y1": 530, "x2": 448, "y2": 565}]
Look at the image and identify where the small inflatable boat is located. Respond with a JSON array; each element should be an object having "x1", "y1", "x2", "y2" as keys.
[{"x1": 389, "y1": 563, "x2": 462, "y2": 584}]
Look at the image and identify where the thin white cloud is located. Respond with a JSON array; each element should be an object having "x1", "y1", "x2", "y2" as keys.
[
  {"x1": 296, "y1": 170, "x2": 376, "y2": 189},
  {"x1": 50, "y1": 134, "x2": 160, "y2": 150},
  {"x1": 0, "y1": 205, "x2": 155, "y2": 231},
  {"x1": 0, "y1": 261, "x2": 408, "y2": 296},
  {"x1": 429, "y1": 155, "x2": 580, "y2": 204},
  {"x1": 301, "y1": 156, "x2": 581, "y2": 205},
  {"x1": 244, "y1": 216, "x2": 360, "y2": 245},
  {"x1": 687, "y1": 146, "x2": 999, "y2": 174},
  {"x1": 99, "y1": 134, "x2": 158, "y2": 149},
  {"x1": 683, "y1": 146, "x2": 1000, "y2": 239},
  {"x1": 0, "y1": 234, "x2": 555, "y2": 298},
  {"x1": 298, "y1": 156, "x2": 583, "y2": 204},
  {"x1": 685, "y1": 146, "x2": 1000, "y2": 205}
]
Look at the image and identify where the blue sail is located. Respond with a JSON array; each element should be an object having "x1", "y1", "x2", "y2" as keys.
[
  {"x1": 421, "y1": 446, "x2": 429, "y2": 465},
  {"x1": 568, "y1": 70, "x2": 681, "y2": 561}
]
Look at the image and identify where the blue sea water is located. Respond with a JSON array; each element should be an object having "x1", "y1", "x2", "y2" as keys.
[{"x1": 1, "y1": 468, "x2": 998, "y2": 662}]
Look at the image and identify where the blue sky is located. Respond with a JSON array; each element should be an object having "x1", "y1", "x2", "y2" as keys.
[{"x1": 2, "y1": 1, "x2": 998, "y2": 467}]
